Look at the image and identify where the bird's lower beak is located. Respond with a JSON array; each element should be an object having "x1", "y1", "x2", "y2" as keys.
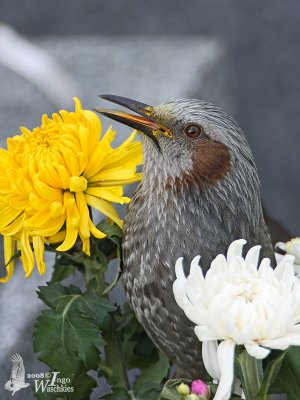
[{"x1": 94, "y1": 95, "x2": 171, "y2": 148}]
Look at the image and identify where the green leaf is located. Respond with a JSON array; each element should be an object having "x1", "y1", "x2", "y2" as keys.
[
  {"x1": 97, "y1": 220, "x2": 123, "y2": 239},
  {"x1": 34, "y1": 388, "x2": 61, "y2": 400},
  {"x1": 51, "y1": 263, "x2": 77, "y2": 283},
  {"x1": 135, "y1": 380, "x2": 161, "y2": 400},
  {"x1": 82, "y1": 249, "x2": 109, "y2": 294},
  {"x1": 269, "y1": 346, "x2": 300, "y2": 399},
  {"x1": 158, "y1": 379, "x2": 185, "y2": 400},
  {"x1": 235, "y1": 349, "x2": 263, "y2": 400},
  {"x1": 34, "y1": 283, "x2": 116, "y2": 399},
  {"x1": 134, "y1": 352, "x2": 169, "y2": 400},
  {"x1": 95, "y1": 220, "x2": 122, "y2": 256},
  {"x1": 135, "y1": 352, "x2": 170, "y2": 389},
  {"x1": 37, "y1": 283, "x2": 81, "y2": 309},
  {"x1": 99, "y1": 387, "x2": 131, "y2": 400},
  {"x1": 32, "y1": 371, "x2": 96, "y2": 400},
  {"x1": 103, "y1": 259, "x2": 122, "y2": 295},
  {"x1": 256, "y1": 351, "x2": 286, "y2": 399},
  {"x1": 69, "y1": 371, "x2": 97, "y2": 400},
  {"x1": 100, "y1": 309, "x2": 132, "y2": 389}
]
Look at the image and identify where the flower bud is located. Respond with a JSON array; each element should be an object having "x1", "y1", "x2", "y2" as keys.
[
  {"x1": 185, "y1": 394, "x2": 200, "y2": 400},
  {"x1": 191, "y1": 379, "x2": 209, "y2": 398},
  {"x1": 176, "y1": 382, "x2": 190, "y2": 397}
]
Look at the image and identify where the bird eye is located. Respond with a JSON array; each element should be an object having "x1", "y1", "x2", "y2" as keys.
[{"x1": 184, "y1": 124, "x2": 204, "y2": 139}]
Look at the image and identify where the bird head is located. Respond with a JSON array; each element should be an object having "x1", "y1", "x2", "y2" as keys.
[{"x1": 95, "y1": 95, "x2": 257, "y2": 192}]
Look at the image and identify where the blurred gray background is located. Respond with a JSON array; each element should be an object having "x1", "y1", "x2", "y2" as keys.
[{"x1": 0, "y1": 1, "x2": 299, "y2": 399}]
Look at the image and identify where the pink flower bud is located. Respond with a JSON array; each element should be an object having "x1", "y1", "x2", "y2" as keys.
[{"x1": 191, "y1": 379, "x2": 209, "y2": 398}]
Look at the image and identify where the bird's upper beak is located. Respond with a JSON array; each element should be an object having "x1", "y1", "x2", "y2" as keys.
[{"x1": 94, "y1": 95, "x2": 171, "y2": 148}]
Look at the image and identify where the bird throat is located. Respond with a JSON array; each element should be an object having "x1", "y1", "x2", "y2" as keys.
[{"x1": 127, "y1": 137, "x2": 261, "y2": 272}]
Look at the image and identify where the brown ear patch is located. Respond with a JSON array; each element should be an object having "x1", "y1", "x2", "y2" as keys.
[
  {"x1": 166, "y1": 141, "x2": 231, "y2": 192},
  {"x1": 192, "y1": 140, "x2": 231, "y2": 185}
]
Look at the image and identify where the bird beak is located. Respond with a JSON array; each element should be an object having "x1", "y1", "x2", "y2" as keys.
[{"x1": 94, "y1": 95, "x2": 171, "y2": 148}]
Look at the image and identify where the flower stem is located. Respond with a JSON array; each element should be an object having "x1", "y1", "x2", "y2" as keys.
[
  {"x1": 103, "y1": 315, "x2": 131, "y2": 390},
  {"x1": 235, "y1": 349, "x2": 264, "y2": 400}
]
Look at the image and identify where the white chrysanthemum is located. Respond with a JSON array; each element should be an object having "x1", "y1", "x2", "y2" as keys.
[
  {"x1": 276, "y1": 237, "x2": 300, "y2": 276},
  {"x1": 173, "y1": 239, "x2": 300, "y2": 400}
]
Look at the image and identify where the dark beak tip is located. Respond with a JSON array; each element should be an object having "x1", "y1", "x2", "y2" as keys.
[
  {"x1": 97, "y1": 94, "x2": 152, "y2": 114},
  {"x1": 98, "y1": 94, "x2": 114, "y2": 100}
]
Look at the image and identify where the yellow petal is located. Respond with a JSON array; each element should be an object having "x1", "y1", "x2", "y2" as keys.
[
  {"x1": 77, "y1": 152, "x2": 88, "y2": 175},
  {"x1": 33, "y1": 178, "x2": 62, "y2": 201},
  {"x1": 75, "y1": 191, "x2": 90, "y2": 239},
  {"x1": 50, "y1": 200, "x2": 64, "y2": 218},
  {"x1": 66, "y1": 155, "x2": 79, "y2": 177},
  {"x1": 29, "y1": 214, "x2": 65, "y2": 237},
  {"x1": 102, "y1": 142, "x2": 142, "y2": 170},
  {"x1": 20, "y1": 230, "x2": 35, "y2": 278},
  {"x1": 0, "y1": 214, "x2": 23, "y2": 235},
  {"x1": 33, "y1": 236, "x2": 46, "y2": 275},
  {"x1": 46, "y1": 230, "x2": 66, "y2": 244},
  {"x1": 29, "y1": 193, "x2": 51, "y2": 211},
  {"x1": 82, "y1": 109, "x2": 101, "y2": 149},
  {"x1": 73, "y1": 96, "x2": 82, "y2": 113},
  {"x1": 88, "y1": 166, "x2": 136, "y2": 183},
  {"x1": 0, "y1": 236, "x2": 15, "y2": 283},
  {"x1": 78, "y1": 125, "x2": 89, "y2": 155},
  {"x1": 88, "y1": 219, "x2": 106, "y2": 239},
  {"x1": 80, "y1": 234, "x2": 90, "y2": 256},
  {"x1": 100, "y1": 172, "x2": 142, "y2": 187},
  {"x1": 85, "y1": 186, "x2": 130, "y2": 204},
  {"x1": 85, "y1": 194, "x2": 123, "y2": 228},
  {"x1": 70, "y1": 176, "x2": 88, "y2": 192},
  {"x1": 0, "y1": 207, "x2": 22, "y2": 231},
  {"x1": 39, "y1": 162, "x2": 63, "y2": 189},
  {"x1": 84, "y1": 128, "x2": 116, "y2": 178},
  {"x1": 58, "y1": 165, "x2": 70, "y2": 189},
  {"x1": 56, "y1": 192, "x2": 79, "y2": 251}
]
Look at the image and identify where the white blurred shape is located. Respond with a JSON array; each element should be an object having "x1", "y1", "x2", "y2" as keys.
[{"x1": 0, "y1": 24, "x2": 78, "y2": 107}]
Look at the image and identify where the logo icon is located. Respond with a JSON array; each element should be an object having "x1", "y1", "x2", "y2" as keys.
[{"x1": 4, "y1": 353, "x2": 30, "y2": 396}]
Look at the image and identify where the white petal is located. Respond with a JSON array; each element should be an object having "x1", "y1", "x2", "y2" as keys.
[
  {"x1": 187, "y1": 260, "x2": 205, "y2": 299},
  {"x1": 258, "y1": 259, "x2": 274, "y2": 281},
  {"x1": 275, "y1": 252, "x2": 284, "y2": 264},
  {"x1": 210, "y1": 254, "x2": 228, "y2": 274},
  {"x1": 245, "y1": 245, "x2": 261, "y2": 271},
  {"x1": 274, "y1": 255, "x2": 295, "y2": 284},
  {"x1": 227, "y1": 239, "x2": 247, "y2": 263},
  {"x1": 276, "y1": 255, "x2": 295, "y2": 274},
  {"x1": 195, "y1": 326, "x2": 220, "y2": 342},
  {"x1": 245, "y1": 343, "x2": 270, "y2": 359},
  {"x1": 190, "y1": 255, "x2": 202, "y2": 272},
  {"x1": 183, "y1": 299, "x2": 207, "y2": 325},
  {"x1": 230, "y1": 256, "x2": 246, "y2": 275},
  {"x1": 202, "y1": 340, "x2": 221, "y2": 380},
  {"x1": 172, "y1": 278, "x2": 187, "y2": 311},
  {"x1": 175, "y1": 257, "x2": 185, "y2": 279},
  {"x1": 213, "y1": 341, "x2": 235, "y2": 400},
  {"x1": 275, "y1": 242, "x2": 287, "y2": 252},
  {"x1": 258, "y1": 337, "x2": 291, "y2": 350}
]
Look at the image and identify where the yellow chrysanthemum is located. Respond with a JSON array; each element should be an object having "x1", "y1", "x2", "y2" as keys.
[{"x1": 0, "y1": 97, "x2": 142, "y2": 282}]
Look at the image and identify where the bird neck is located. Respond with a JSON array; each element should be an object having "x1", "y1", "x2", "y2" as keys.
[{"x1": 139, "y1": 142, "x2": 263, "y2": 235}]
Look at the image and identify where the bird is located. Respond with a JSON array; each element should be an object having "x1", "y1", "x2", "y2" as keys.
[
  {"x1": 4, "y1": 353, "x2": 30, "y2": 396},
  {"x1": 96, "y1": 95, "x2": 275, "y2": 378}
]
